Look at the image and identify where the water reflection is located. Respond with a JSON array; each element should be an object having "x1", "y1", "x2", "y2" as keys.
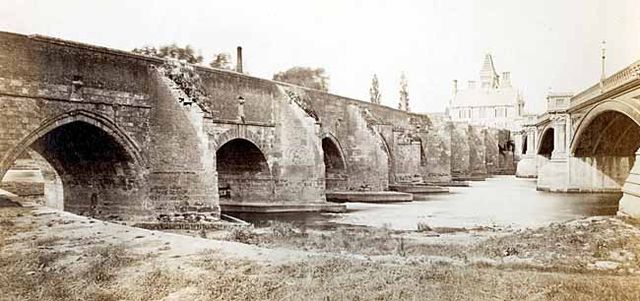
[
  {"x1": 232, "y1": 176, "x2": 621, "y2": 231},
  {"x1": 333, "y1": 176, "x2": 620, "y2": 230}
]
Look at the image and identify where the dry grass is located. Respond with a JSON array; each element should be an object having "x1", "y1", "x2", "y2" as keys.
[
  {"x1": 0, "y1": 207, "x2": 32, "y2": 249},
  {"x1": 224, "y1": 222, "x2": 409, "y2": 256},
  {"x1": 3, "y1": 208, "x2": 640, "y2": 300},
  {"x1": 473, "y1": 217, "x2": 640, "y2": 273},
  {"x1": 191, "y1": 255, "x2": 640, "y2": 301},
  {"x1": 0, "y1": 243, "x2": 138, "y2": 301}
]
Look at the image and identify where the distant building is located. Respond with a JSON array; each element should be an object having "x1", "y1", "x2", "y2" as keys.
[{"x1": 447, "y1": 54, "x2": 525, "y2": 131}]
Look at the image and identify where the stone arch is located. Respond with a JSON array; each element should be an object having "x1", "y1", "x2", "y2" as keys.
[
  {"x1": 215, "y1": 136, "x2": 274, "y2": 204},
  {"x1": 0, "y1": 110, "x2": 144, "y2": 179},
  {"x1": 0, "y1": 110, "x2": 146, "y2": 219},
  {"x1": 537, "y1": 126, "x2": 554, "y2": 158},
  {"x1": 320, "y1": 133, "x2": 348, "y2": 171},
  {"x1": 211, "y1": 127, "x2": 270, "y2": 159},
  {"x1": 321, "y1": 133, "x2": 348, "y2": 191},
  {"x1": 569, "y1": 99, "x2": 640, "y2": 190},
  {"x1": 570, "y1": 99, "x2": 640, "y2": 155}
]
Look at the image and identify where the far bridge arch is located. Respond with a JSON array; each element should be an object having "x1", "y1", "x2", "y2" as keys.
[
  {"x1": 212, "y1": 128, "x2": 274, "y2": 204},
  {"x1": 321, "y1": 133, "x2": 348, "y2": 191},
  {"x1": 537, "y1": 126, "x2": 555, "y2": 158}
]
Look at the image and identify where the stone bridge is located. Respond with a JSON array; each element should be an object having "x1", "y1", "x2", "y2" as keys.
[
  {"x1": 516, "y1": 59, "x2": 640, "y2": 217},
  {"x1": 0, "y1": 32, "x2": 516, "y2": 222}
]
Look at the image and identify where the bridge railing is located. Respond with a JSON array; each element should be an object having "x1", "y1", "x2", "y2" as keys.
[{"x1": 571, "y1": 60, "x2": 640, "y2": 107}]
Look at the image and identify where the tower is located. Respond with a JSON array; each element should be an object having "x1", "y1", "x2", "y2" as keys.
[{"x1": 479, "y1": 53, "x2": 500, "y2": 89}]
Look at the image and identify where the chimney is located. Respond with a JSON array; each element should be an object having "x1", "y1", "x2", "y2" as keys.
[
  {"x1": 236, "y1": 46, "x2": 243, "y2": 73},
  {"x1": 452, "y1": 79, "x2": 458, "y2": 95},
  {"x1": 501, "y1": 72, "x2": 511, "y2": 87},
  {"x1": 468, "y1": 80, "x2": 476, "y2": 89}
]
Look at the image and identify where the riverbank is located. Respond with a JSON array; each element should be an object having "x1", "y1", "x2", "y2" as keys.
[{"x1": 2, "y1": 205, "x2": 640, "y2": 300}]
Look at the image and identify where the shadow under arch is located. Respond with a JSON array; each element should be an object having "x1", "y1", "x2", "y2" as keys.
[
  {"x1": 568, "y1": 99, "x2": 640, "y2": 190},
  {"x1": 320, "y1": 132, "x2": 348, "y2": 191},
  {"x1": 0, "y1": 110, "x2": 147, "y2": 219},
  {"x1": 537, "y1": 126, "x2": 554, "y2": 158},
  {"x1": 570, "y1": 99, "x2": 640, "y2": 155},
  {"x1": 1, "y1": 110, "x2": 144, "y2": 179},
  {"x1": 214, "y1": 135, "x2": 274, "y2": 204}
]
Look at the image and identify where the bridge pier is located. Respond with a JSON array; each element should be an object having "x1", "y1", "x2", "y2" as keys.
[
  {"x1": 516, "y1": 127, "x2": 538, "y2": 178},
  {"x1": 537, "y1": 114, "x2": 571, "y2": 191},
  {"x1": 619, "y1": 149, "x2": 640, "y2": 217}
]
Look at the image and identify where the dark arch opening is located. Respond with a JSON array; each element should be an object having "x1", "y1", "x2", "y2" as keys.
[
  {"x1": 2, "y1": 121, "x2": 142, "y2": 219},
  {"x1": 322, "y1": 137, "x2": 347, "y2": 191},
  {"x1": 572, "y1": 111, "x2": 640, "y2": 187},
  {"x1": 522, "y1": 136, "x2": 528, "y2": 155},
  {"x1": 216, "y1": 138, "x2": 273, "y2": 204},
  {"x1": 538, "y1": 128, "x2": 554, "y2": 158},
  {"x1": 574, "y1": 111, "x2": 640, "y2": 157}
]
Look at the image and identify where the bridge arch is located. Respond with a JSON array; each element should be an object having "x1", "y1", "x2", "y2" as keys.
[
  {"x1": 569, "y1": 99, "x2": 640, "y2": 190},
  {"x1": 213, "y1": 128, "x2": 274, "y2": 204},
  {"x1": 210, "y1": 127, "x2": 270, "y2": 157},
  {"x1": 570, "y1": 99, "x2": 640, "y2": 155},
  {"x1": 0, "y1": 110, "x2": 146, "y2": 218},
  {"x1": 321, "y1": 133, "x2": 348, "y2": 190},
  {"x1": 537, "y1": 126, "x2": 554, "y2": 158},
  {"x1": 1, "y1": 110, "x2": 144, "y2": 179}
]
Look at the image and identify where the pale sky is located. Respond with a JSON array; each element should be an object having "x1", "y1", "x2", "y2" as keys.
[{"x1": 2, "y1": 0, "x2": 639, "y2": 114}]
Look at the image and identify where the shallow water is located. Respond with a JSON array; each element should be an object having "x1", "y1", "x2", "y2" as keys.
[
  {"x1": 333, "y1": 176, "x2": 621, "y2": 230},
  {"x1": 232, "y1": 175, "x2": 621, "y2": 231}
]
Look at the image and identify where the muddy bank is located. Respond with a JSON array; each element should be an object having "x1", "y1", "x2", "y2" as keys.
[{"x1": 2, "y1": 206, "x2": 640, "y2": 301}]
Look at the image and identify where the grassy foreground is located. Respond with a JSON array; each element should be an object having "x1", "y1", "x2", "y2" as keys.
[{"x1": 2, "y1": 207, "x2": 640, "y2": 301}]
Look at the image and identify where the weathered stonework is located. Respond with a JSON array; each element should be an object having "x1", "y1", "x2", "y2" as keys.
[{"x1": 0, "y1": 31, "x2": 520, "y2": 221}]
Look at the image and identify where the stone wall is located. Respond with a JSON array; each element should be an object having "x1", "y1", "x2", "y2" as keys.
[
  {"x1": 484, "y1": 128, "x2": 500, "y2": 174},
  {"x1": 0, "y1": 31, "x2": 517, "y2": 220},
  {"x1": 450, "y1": 122, "x2": 471, "y2": 178},
  {"x1": 394, "y1": 142, "x2": 422, "y2": 183},
  {"x1": 0, "y1": 32, "x2": 219, "y2": 221},
  {"x1": 198, "y1": 71, "x2": 326, "y2": 206},
  {"x1": 468, "y1": 125, "x2": 487, "y2": 177},
  {"x1": 0, "y1": 32, "x2": 157, "y2": 220},
  {"x1": 147, "y1": 72, "x2": 219, "y2": 221},
  {"x1": 419, "y1": 115, "x2": 452, "y2": 183}
]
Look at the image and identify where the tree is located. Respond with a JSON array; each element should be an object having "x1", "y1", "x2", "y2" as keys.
[
  {"x1": 369, "y1": 74, "x2": 381, "y2": 104},
  {"x1": 273, "y1": 67, "x2": 329, "y2": 92},
  {"x1": 398, "y1": 72, "x2": 409, "y2": 111},
  {"x1": 132, "y1": 43, "x2": 203, "y2": 64},
  {"x1": 209, "y1": 53, "x2": 233, "y2": 70}
]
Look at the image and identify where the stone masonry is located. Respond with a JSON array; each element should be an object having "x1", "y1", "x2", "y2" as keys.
[{"x1": 0, "y1": 32, "x2": 517, "y2": 222}]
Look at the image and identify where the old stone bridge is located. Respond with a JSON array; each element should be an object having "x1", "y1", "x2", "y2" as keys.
[
  {"x1": 516, "y1": 59, "x2": 640, "y2": 218},
  {"x1": 0, "y1": 32, "x2": 516, "y2": 222}
]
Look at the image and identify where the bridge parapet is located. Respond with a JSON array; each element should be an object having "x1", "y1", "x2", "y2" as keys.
[{"x1": 571, "y1": 60, "x2": 640, "y2": 108}]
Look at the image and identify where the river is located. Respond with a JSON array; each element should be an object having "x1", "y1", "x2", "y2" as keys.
[{"x1": 235, "y1": 175, "x2": 621, "y2": 231}]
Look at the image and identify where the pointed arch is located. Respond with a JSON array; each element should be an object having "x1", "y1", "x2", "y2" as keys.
[{"x1": 1, "y1": 110, "x2": 144, "y2": 179}]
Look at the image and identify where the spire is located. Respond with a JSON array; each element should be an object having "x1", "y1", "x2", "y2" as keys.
[{"x1": 479, "y1": 53, "x2": 499, "y2": 89}]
